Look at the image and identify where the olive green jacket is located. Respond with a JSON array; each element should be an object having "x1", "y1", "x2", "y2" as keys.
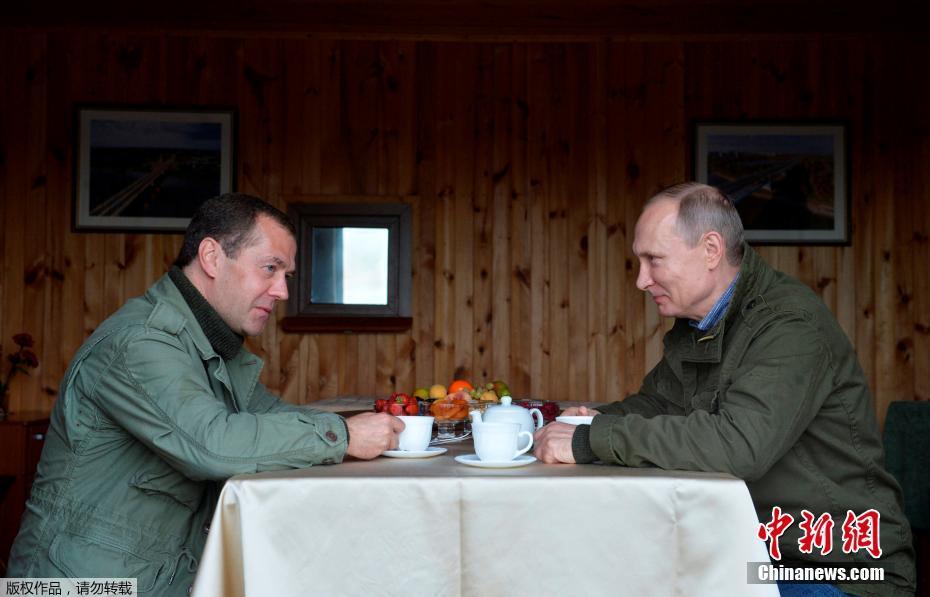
[
  {"x1": 9, "y1": 274, "x2": 348, "y2": 595},
  {"x1": 587, "y1": 245, "x2": 915, "y2": 596}
]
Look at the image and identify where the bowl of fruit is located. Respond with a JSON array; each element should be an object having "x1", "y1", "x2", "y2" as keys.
[
  {"x1": 374, "y1": 393, "x2": 421, "y2": 417},
  {"x1": 428, "y1": 389, "x2": 471, "y2": 439},
  {"x1": 428, "y1": 394, "x2": 471, "y2": 421},
  {"x1": 375, "y1": 378, "x2": 516, "y2": 441}
]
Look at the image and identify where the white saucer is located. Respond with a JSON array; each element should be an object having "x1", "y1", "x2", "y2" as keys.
[
  {"x1": 454, "y1": 454, "x2": 537, "y2": 468},
  {"x1": 382, "y1": 447, "x2": 448, "y2": 459}
]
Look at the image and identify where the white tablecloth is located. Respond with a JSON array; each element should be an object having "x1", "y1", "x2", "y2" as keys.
[{"x1": 192, "y1": 440, "x2": 777, "y2": 597}]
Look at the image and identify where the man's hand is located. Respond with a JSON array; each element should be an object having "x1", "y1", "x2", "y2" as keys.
[
  {"x1": 345, "y1": 412, "x2": 405, "y2": 460},
  {"x1": 533, "y1": 422, "x2": 578, "y2": 464},
  {"x1": 559, "y1": 405, "x2": 601, "y2": 417}
]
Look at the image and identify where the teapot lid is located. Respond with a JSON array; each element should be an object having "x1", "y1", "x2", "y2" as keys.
[
  {"x1": 493, "y1": 395, "x2": 522, "y2": 410},
  {"x1": 483, "y1": 395, "x2": 534, "y2": 427}
]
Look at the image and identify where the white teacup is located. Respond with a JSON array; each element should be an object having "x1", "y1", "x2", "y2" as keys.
[
  {"x1": 397, "y1": 416, "x2": 434, "y2": 451},
  {"x1": 555, "y1": 415, "x2": 594, "y2": 425},
  {"x1": 472, "y1": 421, "x2": 533, "y2": 462}
]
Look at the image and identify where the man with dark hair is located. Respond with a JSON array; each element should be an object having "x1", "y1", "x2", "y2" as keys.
[
  {"x1": 535, "y1": 183, "x2": 916, "y2": 596},
  {"x1": 9, "y1": 193, "x2": 403, "y2": 595},
  {"x1": 173, "y1": 192, "x2": 297, "y2": 269}
]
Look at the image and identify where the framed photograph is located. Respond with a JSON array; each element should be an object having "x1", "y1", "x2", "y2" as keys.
[
  {"x1": 694, "y1": 122, "x2": 849, "y2": 244},
  {"x1": 74, "y1": 106, "x2": 235, "y2": 232}
]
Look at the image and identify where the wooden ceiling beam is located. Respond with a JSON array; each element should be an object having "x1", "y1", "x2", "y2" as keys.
[{"x1": 2, "y1": 0, "x2": 925, "y2": 37}]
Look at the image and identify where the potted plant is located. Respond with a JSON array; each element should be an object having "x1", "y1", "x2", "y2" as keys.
[{"x1": 0, "y1": 332, "x2": 40, "y2": 420}]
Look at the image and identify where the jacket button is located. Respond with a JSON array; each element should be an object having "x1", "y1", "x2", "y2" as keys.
[
  {"x1": 325, "y1": 430, "x2": 338, "y2": 441},
  {"x1": 202, "y1": 523, "x2": 210, "y2": 536}
]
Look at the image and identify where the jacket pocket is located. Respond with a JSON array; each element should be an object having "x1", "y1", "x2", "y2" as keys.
[
  {"x1": 130, "y1": 469, "x2": 204, "y2": 512},
  {"x1": 691, "y1": 389, "x2": 720, "y2": 414},
  {"x1": 48, "y1": 532, "x2": 163, "y2": 593}
]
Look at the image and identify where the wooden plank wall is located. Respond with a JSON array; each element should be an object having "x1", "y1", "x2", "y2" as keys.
[{"x1": 1, "y1": 31, "x2": 928, "y2": 428}]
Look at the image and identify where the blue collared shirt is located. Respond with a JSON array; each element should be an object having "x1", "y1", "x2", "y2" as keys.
[{"x1": 690, "y1": 274, "x2": 740, "y2": 332}]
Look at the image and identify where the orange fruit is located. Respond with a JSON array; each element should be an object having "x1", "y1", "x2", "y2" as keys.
[{"x1": 448, "y1": 379, "x2": 473, "y2": 394}]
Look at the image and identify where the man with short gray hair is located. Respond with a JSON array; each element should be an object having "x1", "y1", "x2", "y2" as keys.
[{"x1": 536, "y1": 182, "x2": 916, "y2": 596}]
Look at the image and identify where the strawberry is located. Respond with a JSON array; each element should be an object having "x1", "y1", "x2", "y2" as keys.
[
  {"x1": 374, "y1": 399, "x2": 387, "y2": 413},
  {"x1": 404, "y1": 403, "x2": 419, "y2": 416},
  {"x1": 390, "y1": 392, "x2": 414, "y2": 405},
  {"x1": 388, "y1": 402, "x2": 405, "y2": 416}
]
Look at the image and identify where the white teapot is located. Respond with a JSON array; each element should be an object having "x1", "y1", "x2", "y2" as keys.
[{"x1": 480, "y1": 396, "x2": 544, "y2": 450}]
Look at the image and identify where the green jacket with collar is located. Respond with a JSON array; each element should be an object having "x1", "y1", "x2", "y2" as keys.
[
  {"x1": 588, "y1": 245, "x2": 915, "y2": 596},
  {"x1": 9, "y1": 273, "x2": 349, "y2": 595}
]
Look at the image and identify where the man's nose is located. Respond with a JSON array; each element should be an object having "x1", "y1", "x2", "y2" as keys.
[
  {"x1": 270, "y1": 275, "x2": 289, "y2": 300},
  {"x1": 636, "y1": 265, "x2": 651, "y2": 291}
]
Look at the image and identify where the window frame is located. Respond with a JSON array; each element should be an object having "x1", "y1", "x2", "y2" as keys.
[{"x1": 282, "y1": 201, "x2": 412, "y2": 333}]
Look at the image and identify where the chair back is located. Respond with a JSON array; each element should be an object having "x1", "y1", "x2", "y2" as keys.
[{"x1": 883, "y1": 401, "x2": 930, "y2": 531}]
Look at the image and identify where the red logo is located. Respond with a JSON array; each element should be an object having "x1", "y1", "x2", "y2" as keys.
[
  {"x1": 841, "y1": 509, "x2": 882, "y2": 558},
  {"x1": 798, "y1": 510, "x2": 835, "y2": 556},
  {"x1": 758, "y1": 507, "x2": 882, "y2": 560},
  {"x1": 758, "y1": 506, "x2": 794, "y2": 560}
]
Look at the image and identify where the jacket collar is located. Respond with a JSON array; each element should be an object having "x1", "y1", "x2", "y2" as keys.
[
  {"x1": 145, "y1": 274, "x2": 220, "y2": 362},
  {"x1": 145, "y1": 273, "x2": 264, "y2": 412},
  {"x1": 168, "y1": 266, "x2": 244, "y2": 361}
]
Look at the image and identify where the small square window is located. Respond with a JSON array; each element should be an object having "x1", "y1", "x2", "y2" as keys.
[{"x1": 283, "y1": 202, "x2": 412, "y2": 333}]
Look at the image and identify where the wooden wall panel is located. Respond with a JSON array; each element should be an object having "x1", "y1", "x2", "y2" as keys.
[
  {"x1": 0, "y1": 35, "x2": 7, "y2": 352},
  {"x1": 23, "y1": 35, "x2": 49, "y2": 414},
  {"x1": 471, "y1": 44, "x2": 494, "y2": 384},
  {"x1": 914, "y1": 41, "x2": 930, "y2": 406},
  {"x1": 507, "y1": 44, "x2": 531, "y2": 396},
  {"x1": 45, "y1": 33, "x2": 77, "y2": 404},
  {"x1": 413, "y1": 42, "x2": 438, "y2": 394},
  {"x1": 604, "y1": 41, "x2": 637, "y2": 403},
  {"x1": 1, "y1": 30, "x2": 928, "y2": 428},
  {"x1": 585, "y1": 42, "x2": 608, "y2": 403},
  {"x1": 1, "y1": 34, "x2": 29, "y2": 407},
  {"x1": 525, "y1": 43, "x2": 552, "y2": 398},
  {"x1": 565, "y1": 45, "x2": 593, "y2": 401},
  {"x1": 487, "y1": 44, "x2": 513, "y2": 390},
  {"x1": 450, "y1": 45, "x2": 478, "y2": 386}
]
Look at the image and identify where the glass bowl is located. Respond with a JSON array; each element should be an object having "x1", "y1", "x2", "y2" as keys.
[
  {"x1": 428, "y1": 399, "x2": 470, "y2": 440},
  {"x1": 428, "y1": 399, "x2": 470, "y2": 421}
]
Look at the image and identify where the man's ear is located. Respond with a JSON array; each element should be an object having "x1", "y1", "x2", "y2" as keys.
[
  {"x1": 197, "y1": 237, "x2": 224, "y2": 279},
  {"x1": 702, "y1": 231, "x2": 725, "y2": 270}
]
